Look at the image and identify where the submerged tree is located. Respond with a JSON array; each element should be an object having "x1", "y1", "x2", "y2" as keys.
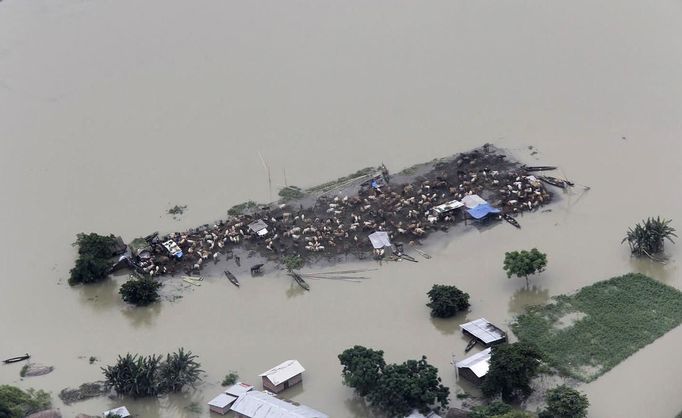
[
  {"x1": 119, "y1": 277, "x2": 162, "y2": 306},
  {"x1": 0, "y1": 385, "x2": 51, "y2": 418},
  {"x1": 366, "y1": 356, "x2": 449, "y2": 417},
  {"x1": 503, "y1": 248, "x2": 547, "y2": 287},
  {"x1": 69, "y1": 233, "x2": 123, "y2": 285},
  {"x1": 338, "y1": 345, "x2": 386, "y2": 397},
  {"x1": 426, "y1": 284, "x2": 470, "y2": 318},
  {"x1": 102, "y1": 348, "x2": 201, "y2": 398},
  {"x1": 539, "y1": 385, "x2": 589, "y2": 418},
  {"x1": 481, "y1": 342, "x2": 543, "y2": 402},
  {"x1": 622, "y1": 217, "x2": 676, "y2": 258}
]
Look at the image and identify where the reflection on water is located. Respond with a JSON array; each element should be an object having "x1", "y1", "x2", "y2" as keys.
[
  {"x1": 629, "y1": 256, "x2": 677, "y2": 284},
  {"x1": 430, "y1": 313, "x2": 471, "y2": 336},
  {"x1": 507, "y1": 285, "x2": 550, "y2": 315},
  {"x1": 120, "y1": 301, "x2": 162, "y2": 328}
]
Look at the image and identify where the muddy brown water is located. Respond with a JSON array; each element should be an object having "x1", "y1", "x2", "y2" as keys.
[{"x1": 1, "y1": 1, "x2": 681, "y2": 417}]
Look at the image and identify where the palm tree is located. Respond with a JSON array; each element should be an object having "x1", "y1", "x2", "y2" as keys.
[
  {"x1": 622, "y1": 217, "x2": 676, "y2": 258},
  {"x1": 158, "y1": 348, "x2": 203, "y2": 393}
]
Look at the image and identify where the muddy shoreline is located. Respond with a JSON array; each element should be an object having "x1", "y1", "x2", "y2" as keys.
[{"x1": 119, "y1": 145, "x2": 555, "y2": 278}]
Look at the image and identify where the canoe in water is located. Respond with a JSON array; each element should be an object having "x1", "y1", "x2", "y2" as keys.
[
  {"x1": 224, "y1": 270, "x2": 240, "y2": 287},
  {"x1": 3, "y1": 354, "x2": 30, "y2": 364}
]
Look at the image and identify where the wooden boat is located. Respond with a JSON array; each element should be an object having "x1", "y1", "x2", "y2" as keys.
[
  {"x1": 539, "y1": 175, "x2": 574, "y2": 189},
  {"x1": 464, "y1": 339, "x2": 477, "y2": 353},
  {"x1": 501, "y1": 213, "x2": 521, "y2": 229},
  {"x1": 224, "y1": 270, "x2": 240, "y2": 287},
  {"x1": 3, "y1": 354, "x2": 30, "y2": 364},
  {"x1": 289, "y1": 272, "x2": 310, "y2": 291},
  {"x1": 522, "y1": 165, "x2": 557, "y2": 172}
]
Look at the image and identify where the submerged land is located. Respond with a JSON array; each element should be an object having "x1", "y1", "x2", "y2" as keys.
[{"x1": 117, "y1": 145, "x2": 557, "y2": 278}]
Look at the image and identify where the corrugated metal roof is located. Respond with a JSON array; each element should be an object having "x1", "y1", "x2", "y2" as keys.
[
  {"x1": 460, "y1": 318, "x2": 506, "y2": 345},
  {"x1": 209, "y1": 393, "x2": 237, "y2": 408},
  {"x1": 103, "y1": 406, "x2": 130, "y2": 417},
  {"x1": 230, "y1": 391, "x2": 328, "y2": 418},
  {"x1": 432, "y1": 199, "x2": 464, "y2": 214},
  {"x1": 259, "y1": 360, "x2": 305, "y2": 386},
  {"x1": 248, "y1": 219, "x2": 268, "y2": 233},
  {"x1": 368, "y1": 231, "x2": 392, "y2": 249},
  {"x1": 456, "y1": 348, "x2": 492, "y2": 378},
  {"x1": 226, "y1": 382, "x2": 254, "y2": 397}
]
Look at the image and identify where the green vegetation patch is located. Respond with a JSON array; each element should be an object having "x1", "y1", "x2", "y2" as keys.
[
  {"x1": 306, "y1": 167, "x2": 375, "y2": 193},
  {"x1": 278, "y1": 186, "x2": 305, "y2": 201},
  {"x1": 227, "y1": 201, "x2": 259, "y2": 216},
  {"x1": 512, "y1": 273, "x2": 682, "y2": 382}
]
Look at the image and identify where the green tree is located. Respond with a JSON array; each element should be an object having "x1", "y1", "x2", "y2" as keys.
[
  {"x1": 367, "y1": 356, "x2": 449, "y2": 417},
  {"x1": 0, "y1": 385, "x2": 51, "y2": 418},
  {"x1": 282, "y1": 255, "x2": 304, "y2": 271},
  {"x1": 119, "y1": 277, "x2": 162, "y2": 306},
  {"x1": 426, "y1": 284, "x2": 470, "y2": 318},
  {"x1": 158, "y1": 348, "x2": 203, "y2": 393},
  {"x1": 503, "y1": 248, "x2": 547, "y2": 287},
  {"x1": 102, "y1": 349, "x2": 202, "y2": 398},
  {"x1": 69, "y1": 233, "x2": 122, "y2": 285},
  {"x1": 338, "y1": 345, "x2": 386, "y2": 396},
  {"x1": 481, "y1": 342, "x2": 542, "y2": 402},
  {"x1": 539, "y1": 385, "x2": 589, "y2": 418},
  {"x1": 622, "y1": 217, "x2": 676, "y2": 258}
]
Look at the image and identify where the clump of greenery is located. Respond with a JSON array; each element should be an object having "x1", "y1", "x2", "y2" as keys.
[
  {"x1": 282, "y1": 254, "x2": 304, "y2": 271},
  {"x1": 512, "y1": 273, "x2": 682, "y2": 381},
  {"x1": 539, "y1": 385, "x2": 589, "y2": 418},
  {"x1": 167, "y1": 204, "x2": 187, "y2": 215},
  {"x1": 503, "y1": 248, "x2": 547, "y2": 287},
  {"x1": 227, "y1": 201, "x2": 259, "y2": 216},
  {"x1": 307, "y1": 167, "x2": 376, "y2": 193},
  {"x1": 0, "y1": 385, "x2": 51, "y2": 417},
  {"x1": 426, "y1": 284, "x2": 470, "y2": 318},
  {"x1": 58, "y1": 381, "x2": 109, "y2": 404},
  {"x1": 470, "y1": 401, "x2": 512, "y2": 418},
  {"x1": 89, "y1": 356, "x2": 97, "y2": 364},
  {"x1": 19, "y1": 365, "x2": 28, "y2": 378},
  {"x1": 69, "y1": 233, "x2": 122, "y2": 285},
  {"x1": 622, "y1": 216, "x2": 676, "y2": 258},
  {"x1": 481, "y1": 342, "x2": 543, "y2": 402},
  {"x1": 278, "y1": 186, "x2": 305, "y2": 201},
  {"x1": 102, "y1": 348, "x2": 202, "y2": 398},
  {"x1": 119, "y1": 277, "x2": 162, "y2": 306},
  {"x1": 338, "y1": 345, "x2": 449, "y2": 417},
  {"x1": 221, "y1": 371, "x2": 239, "y2": 386}
]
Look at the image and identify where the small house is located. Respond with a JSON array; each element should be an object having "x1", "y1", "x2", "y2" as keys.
[
  {"x1": 456, "y1": 347, "x2": 492, "y2": 384},
  {"x1": 460, "y1": 318, "x2": 507, "y2": 346},
  {"x1": 103, "y1": 406, "x2": 131, "y2": 418},
  {"x1": 226, "y1": 382, "x2": 254, "y2": 397},
  {"x1": 230, "y1": 390, "x2": 328, "y2": 418},
  {"x1": 208, "y1": 393, "x2": 237, "y2": 415},
  {"x1": 259, "y1": 360, "x2": 305, "y2": 393},
  {"x1": 248, "y1": 219, "x2": 269, "y2": 237}
]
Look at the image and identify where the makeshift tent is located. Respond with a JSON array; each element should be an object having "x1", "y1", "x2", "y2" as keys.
[
  {"x1": 467, "y1": 203, "x2": 500, "y2": 219},
  {"x1": 368, "y1": 231, "x2": 392, "y2": 249},
  {"x1": 461, "y1": 194, "x2": 487, "y2": 209}
]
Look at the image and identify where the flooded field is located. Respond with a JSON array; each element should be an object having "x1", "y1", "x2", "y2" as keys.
[{"x1": 1, "y1": 0, "x2": 681, "y2": 417}]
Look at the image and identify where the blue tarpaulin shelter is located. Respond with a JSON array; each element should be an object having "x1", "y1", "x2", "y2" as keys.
[{"x1": 467, "y1": 203, "x2": 500, "y2": 219}]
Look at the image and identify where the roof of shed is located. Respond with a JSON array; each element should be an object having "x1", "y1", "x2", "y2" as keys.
[
  {"x1": 230, "y1": 391, "x2": 328, "y2": 418},
  {"x1": 259, "y1": 360, "x2": 305, "y2": 386},
  {"x1": 460, "y1": 318, "x2": 506, "y2": 344}
]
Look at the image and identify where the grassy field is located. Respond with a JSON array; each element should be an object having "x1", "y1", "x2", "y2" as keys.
[{"x1": 512, "y1": 273, "x2": 682, "y2": 382}]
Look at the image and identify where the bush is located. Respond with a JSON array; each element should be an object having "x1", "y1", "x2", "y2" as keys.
[
  {"x1": 338, "y1": 346, "x2": 386, "y2": 397},
  {"x1": 540, "y1": 385, "x2": 589, "y2": 418},
  {"x1": 426, "y1": 284, "x2": 470, "y2": 317},
  {"x1": 481, "y1": 342, "x2": 542, "y2": 402},
  {"x1": 622, "y1": 217, "x2": 676, "y2": 257},
  {"x1": 470, "y1": 401, "x2": 512, "y2": 418},
  {"x1": 102, "y1": 348, "x2": 202, "y2": 398},
  {"x1": 278, "y1": 186, "x2": 305, "y2": 201},
  {"x1": 119, "y1": 277, "x2": 162, "y2": 306},
  {"x1": 0, "y1": 385, "x2": 51, "y2": 418},
  {"x1": 221, "y1": 371, "x2": 239, "y2": 386},
  {"x1": 282, "y1": 255, "x2": 304, "y2": 271}
]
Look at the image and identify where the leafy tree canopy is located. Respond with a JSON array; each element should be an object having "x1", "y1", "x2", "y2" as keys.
[
  {"x1": 481, "y1": 342, "x2": 543, "y2": 402},
  {"x1": 338, "y1": 345, "x2": 386, "y2": 397},
  {"x1": 119, "y1": 277, "x2": 162, "y2": 306},
  {"x1": 470, "y1": 400, "x2": 512, "y2": 418},
  {"x1": 366, "y1": 356, "x2": 449, "y2": 417},
  {"x1": 503, "y1": 248, "x2": 547, "y2": 286},
  {"x1": 539, "y1": 385, "x2": 589, "y2": 418},
  {"x1": 69, "y1": 233, "x2": 123, "y2": 285},
  {"x1": 426, "y1": 284, "x2": 470, "y2": 318}
]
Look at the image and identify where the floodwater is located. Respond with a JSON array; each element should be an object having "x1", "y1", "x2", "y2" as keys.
[{"x1": 1, "y1": 0, "x2": 681, "y2": 417}]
